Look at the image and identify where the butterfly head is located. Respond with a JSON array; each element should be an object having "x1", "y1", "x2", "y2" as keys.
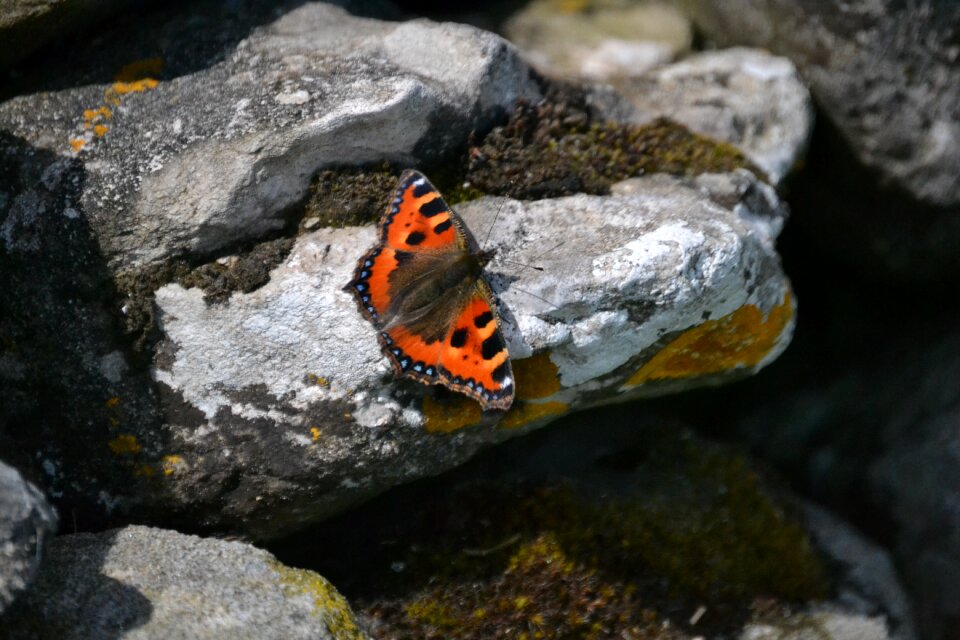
[{"x1": 476, "y1": 248, "x2": 497, "y2": 268}]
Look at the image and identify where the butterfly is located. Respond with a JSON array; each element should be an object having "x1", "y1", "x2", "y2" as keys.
[{"x1": 344, "y1": 169, "x2": 514, "y2": 412}]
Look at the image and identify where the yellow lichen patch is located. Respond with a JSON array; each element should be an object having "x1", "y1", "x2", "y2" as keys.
[
  {"x1": 513, "y1": 351, "x2": 561, "y2": 400},
  {"x1": 70, "y1": 138, "x2": 86, "y2": 152},
  {"x1": 83, "y1": 106, "x2": 113, "y2": 121},
  {"x1": 271, "y1": 561, "x2": 366, "y2": 640},
  {"x1": 93, "y1": 124, "x2": 109, "y2": 137},
  {"x1": 499, "y1": 400, "x2": 568, "y2": 430},
  {"x1": 423, "y1": 395, "x2": 483, "y2": 434},
  {"x1": 310, "y1": 427, "x2": 321, "y2": 442},
  {"x1": 161, "y1": 454, "x2": 184, "y2": 476},
  {"x1": 626, "y1": 292, "x2": 794, "y2": 387},
  {"x1": 134, "y1": 463, "x2": 155, "y2": 478},
  {"x1": 114, "y1": 57, "x2": 164, "y2": 83},
  {"x1": 308, "y1": 373, "x2": 331, "y2": 388},
  {"x1": 424, "y1": 353, "x2": 566, "y2": 433},
  {"x1": 108, "y1": 434, "x2": 141, "y2": 455}
]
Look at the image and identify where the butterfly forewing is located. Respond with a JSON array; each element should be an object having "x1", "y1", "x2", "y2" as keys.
[{"x1": 346, "y1": 170, "x2": 514, "y2": 412}]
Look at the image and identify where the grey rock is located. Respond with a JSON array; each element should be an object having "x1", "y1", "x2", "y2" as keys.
[
  {"x1": 0, "y1": 460, "x2": 58, "y2": 614},
  {"x1": 148, "y1": 170, "x2": 792, "y2": 538},
  {"x1": 504, "y1": 0, "x2": 692, "y2": 81},
  {"x1": 591, "y1": 48, "x2": 814, "y2": 185},
  {"x1": 0, "y1": 0, "x2": 129, "y2": 69},
  {"x1": 2, "y1": 525, "x2": 368, "y2": 639},
  {"x1": 0, "y1": 1, "x2": 540, "y2": 269},
  {"x1": 803, "y1": 504, "x2": 916, "y2": 640},
  {"x1": 680, "y1": 0, "x2": 960, "y2": 208},
  {"x1": 724, "y1": 324, "x2": 960, "y2": 640},
  {"x1": 741, "y1": 611, "x2": 891, "y2": 640}
]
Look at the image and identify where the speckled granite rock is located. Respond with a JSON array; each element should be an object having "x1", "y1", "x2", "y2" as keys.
[
  {"x1": 0, "y1": 1, "x2": 540, "y2": 269},
  {"x1": 680, "y1": 0, "x2": 960, "y2": 208},
  {"x1": 2, "y1": 525, "x2": 367, "y2": 639},
  {"x1": 592, "y1": 48, "x2": 814, "y2": 186},
  {"x1": 142, "y1": 169, "x2": 792, "y2": 538},
  {"x1": 0, "y1": 461, "x2": 58, "y2": 615}
]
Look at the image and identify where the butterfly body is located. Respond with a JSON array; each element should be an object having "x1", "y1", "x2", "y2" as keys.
[{"x1": 345, "y1": 171, "x2": 514, "y2": 411}]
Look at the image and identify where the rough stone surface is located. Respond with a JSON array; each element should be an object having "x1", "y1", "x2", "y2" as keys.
[
  {"x1": 741, "y1": 611, "x2": 891, "y2": 640},
  {"x1": 803, "y1": 505, "x2": 916, "y2": 640},
  {"x1": 0, "y1": 1, "x2": 540, "y2": 269},
  {"x1": 504, "y1": 0, "x2": 692, "y2": 81},
  {"x1": 0, "y1": 461, "x2": 58, "y2": 615},
  {"x1": 143, "y1": 170, "x2": 792, "y2": 538},
  {"x1": 680, "y1": 0, "x2": 960, "y2": 208},
  {"x1": 592, "y1": 48, "x2": 814, "y2": 185},
  {"x1": 2, "y1": 525, "x2": 367, "y2": 639},
  {"x1": 718, "y1": 319, "x2": 960, "y2": 640}
]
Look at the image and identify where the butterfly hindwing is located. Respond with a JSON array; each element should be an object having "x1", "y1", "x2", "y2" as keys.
[{"x1": 436, "y1": 282, "x2": 514, "y2": 411}]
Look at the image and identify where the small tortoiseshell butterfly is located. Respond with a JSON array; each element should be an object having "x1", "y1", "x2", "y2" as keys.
[{"x1": 345, "y1": 170, "x2": 514, "y2": 411}]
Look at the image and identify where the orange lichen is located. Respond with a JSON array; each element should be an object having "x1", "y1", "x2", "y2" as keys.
[
  {"x1": 161, "y1": 454, "x2": 183, "y2": 476},
  {"x1": 310, "y1": 427, "x2": 321, "y2": 442},
  {"x1": 499, "y1": 400, "x2": 568, "y2": 430},
  {"x1": 423, "y1": 396, "x2": 483, "y2": 434},
  {"x1": 512, "y1": 352, "x2": 562, "y2": 399},
  {"x1": 626, "y1": 292, "x2": 793, "y2": 387},
  {"x1": 134, "y1": 463, "x2": 155, "y2": 478},
  {"x1": 70, "y1": 138, "x2": 86, "y2": 152},
  {"x1": 93, "y1": 124, "x2": 109, "y2": 137},
  {"x1": 114, "y1": 58, "x2": 164, "y2": 82},
  {"x1": 108, "y1": 434, "x2": 141, "y2": 455},
  {"x1": 424, "y1": 352, "x2": 567, "y2": 433},
  {"x1": 105, "y1": 396, "x2": 120, "y2": 408}
]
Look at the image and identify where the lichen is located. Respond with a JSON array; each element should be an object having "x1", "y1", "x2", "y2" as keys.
[
  {"x1": 107, "y1": 434, "x2": 141, "y2": 455},
  {"x1": 423, "y1": 351, "x2": 566, "y2": 433},
  {"x1": 271, "y1": 561, "x2": 367, "y2": 640},
  {"x1": 626, "y1": 292, "x2": 793, "y2": 387},
  {"x1": 353, "y1": 426, "x2": 827, "y2": 639}
]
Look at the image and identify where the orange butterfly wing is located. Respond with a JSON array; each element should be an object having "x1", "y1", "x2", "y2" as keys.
[{"x1": 345, "y1": 170, "x2": 514, "y2": 411}]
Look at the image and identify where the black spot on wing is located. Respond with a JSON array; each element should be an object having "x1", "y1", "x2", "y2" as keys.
[
  {"x1": 433, "y1": 219, "x2": 452, "y2": 234},
  {"x1": 450, "y1": 327, "x2": 468, "y2": 348},
  {"x1": 406, "y1": 231, "x2": 426, "y2": 246},
  {"x1": 481, "y1": 331, "x2": 505, "y2": 360},
  {"x1": 492, "y1": 360, "x2": 509, "y2": 383},
  {"x1": 394, "y1": 250, "x2": 413, "y2": 267},
  {"x1": 419, "y1": 198, "x2": 447, "y2": 218},
  {"x1": 412, "y1": 181, "x2": 433, "y2": 198},
  {"x1": 473, "y1": 311, "x2": 493, "y2": 329}
]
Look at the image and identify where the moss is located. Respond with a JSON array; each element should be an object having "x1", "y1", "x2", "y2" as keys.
[
  {"x1": 272, "y1": 560, "x2": 367, "y2": 640},
  {"x1": 305, "y1": 163, "x2": 400, "y2": 228},
  {"x1": 466, "y1": 86, "x2": 764, "y2": 200},
  {"x1": 354, "y1": 426, "x2": 826, "y2": 639}
]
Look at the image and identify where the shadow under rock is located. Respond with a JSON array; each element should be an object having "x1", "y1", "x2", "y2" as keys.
[
  {"x1": 0, "y1": 0, "x2": 404, "y2": 102},
  {"x1": 1, "y1": 530, "x2": 153, "y2": 639}
]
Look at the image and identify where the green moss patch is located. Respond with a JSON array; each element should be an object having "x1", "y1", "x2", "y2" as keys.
[
  {"x1": 466, "y1": 87, "x2": 763, "y2": 200},
  {"x1": 343, "y1": 427, "x2": 826, "y2": 639}
]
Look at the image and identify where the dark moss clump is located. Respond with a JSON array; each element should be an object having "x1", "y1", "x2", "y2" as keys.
[
  {"x1": 466, "y1": 91, "x2": 763, "y2": 200},
  {"x1": 345, "y1": 428, "x2": 826, "y2": 639},
  {"x1": 304, "y1": 164, "x2": 400, "y2": 228}
]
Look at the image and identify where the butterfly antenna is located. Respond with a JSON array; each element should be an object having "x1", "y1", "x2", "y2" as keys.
[
  {"x1": 482, "y1": 194, "x2": 509, "y2": 249},
  {"x1": 509, "y1": 286, "x2": 562, "y2": 311},
  {"x1": 499, "y1": 258, "x2": 543, "y2": 272}
]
